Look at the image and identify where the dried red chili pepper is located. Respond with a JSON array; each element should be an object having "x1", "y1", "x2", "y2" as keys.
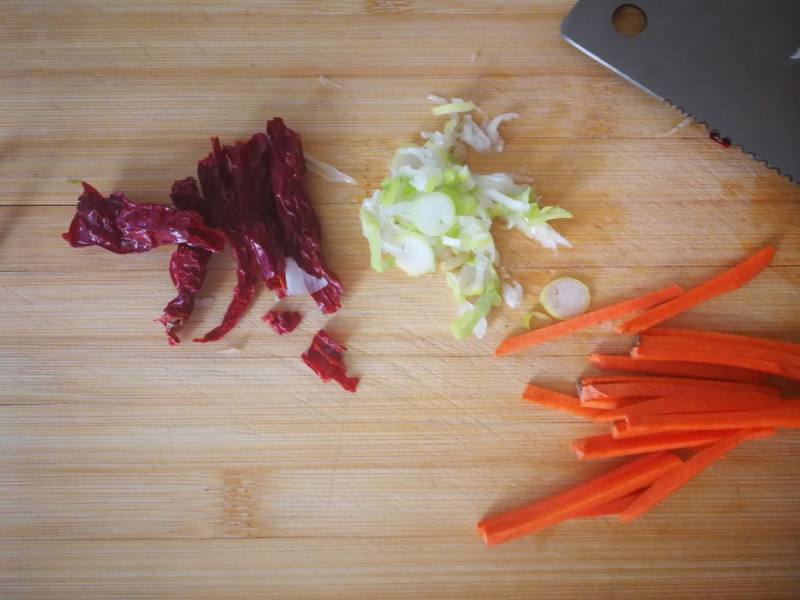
[
  {"x1": 159, "y1": 178, "x2": 214, "y2": 345},
  {"x1": 63, "y1": 182, "x2": 225, "y2": 254},
  {"x1": 262, "y1": 309, "x2": 302, "y2": 335},
  {"x1": 160, "y1": 245, "x2": 212, "y2": 344},
  {"x1": 301, "y1": 330, "x2": 359, "y2": 392},
  {"x1": 192, "y1": 122, "x2": 342, "y2": 342},
  {"x1": 267, "y1": 118, "x2": 343, "y2": 314},
  {"x1": 192, "y1": 134, "x2": 285, "y2": 343}
]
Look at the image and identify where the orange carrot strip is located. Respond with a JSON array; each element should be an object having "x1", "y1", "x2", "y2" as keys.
[
  {"x1": 478, "y1": 453, "x2": 677, "y2": 535},
  {"x1": 593, "y1": 413, "x2": 619, "y2": 424},
  {"x1": 580, "y1": 375, "x2": 779, "y2": 392},
  {"x1": 576, "y1": 491, "x2": 643, "y2": 518},
  {"x1": 587, "y1": 353, "x2": 769, "y2": 384},
  {"x1": 579, "y1": 378, "x2": 779, "y2": 401},
  {"x1": 616, "y1": 404, "x2": 800, "y2": 438},
  {"x1": 638, "y1": 335, "x2": 800, "y2": 370},
  {"x1": 522, "y1": 385, "x2": 606, "y2": 422},
  {"x1": 477, "y1": 452, "x2": 682, "y2": 545},
  {"x1": 593, "y1": 408, "x2": 638, "y2": 424},
  {"x1": 580, "y1": 375, "x2": 695, "y2": 385},
  {"x1": 645, "y1": 328, "x2": 800, "y2": 357},
  {"x1": 603, "y1": 391, "x2": 783, "y2": 421},
  {"x1": 632, "y1": 343, "x2": 800, "y2": 382},
  {"x1": 617, "y1": 246, "x2": 776, "y2": 336},
  {"x1": 581, "y1": 375, "x2": 643, "y2": 385},
  {"x1": 574, "y1": 429, "x2": 775, "y2": 460},
  {"x1": 581, "y1": 396, "x2": 647, "y2": 410},
  {"x1": 494, "y1": 284, "x2": 683, "y2": 357},
  {"x1": 619, "y1": 430, "x2": 750, "y2": 523}
]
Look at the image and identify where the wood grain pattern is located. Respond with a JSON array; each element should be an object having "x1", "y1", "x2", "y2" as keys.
[{"x1": 2, "y1": 1, "x2": 799, "y2": 598}]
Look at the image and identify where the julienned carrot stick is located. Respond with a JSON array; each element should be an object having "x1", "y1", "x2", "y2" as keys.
[
  {"x1": 617, "y1": 246, "x2": 776, "y2": 336},
  {"x1": 638, "y1": 335, "x2": 800, "y2": 370},
  {"x1": 576, "y1": 431, "x2": 724, "y2": 459},
  {"x1": 579, "y1": 378, "x2": 779, "y2": 402},
  {"x1": 614, "y1": 404, "x2": 800, "y2": 438},
  {"x1": 631, "y1": 344, "x2": 784, "y2": 378},
  {"x1": 581, "y1": 396, "x2": 646, "y2": 410},
  {"x1": 645, "y1": 328, "x2": 800, "y2": 357},
  {"x1": 579, "y1": 375, "x2": 707, "y2": 386},
  {"x1": 579, "y1": 375, "x2": 778, "y2": 393},
  {"x1": 573, "y1": 429, "x2": 775, "y2": 460},
  {"x1": 580, "y1": 375, "x2": 650, "y2": 385},
  {"x1": 602, "y1": 392, "x2": 783, "y2": 421},
  {"x1": 619, "y1": 430, "x2": 750, "y2": 523},
  {"x1": 477, "y1": 452, "x2": 682, "y2": 545},
  {"x1": 522, "y1": 385, "x2": 605, "y2": 421},
  {"x1": 576, "y1": 491, "x2": 642, "y2": 517},
  {"x1": 587, "y1": 354, "x2": 769, "y2": 384},
  {"x1": 494, "y1": 284, "x2": 683, "y2": 357},
  {"x1": 632, "y1": 344, "x2": 800, "y2": 382},
  {"x1": 592, "y1": 412, "x2": 625, "y2": 424}
]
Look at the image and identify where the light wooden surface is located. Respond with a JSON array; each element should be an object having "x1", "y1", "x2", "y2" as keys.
[{"x1": 2, "y1": 1, "x2": 800, "y2": 598}]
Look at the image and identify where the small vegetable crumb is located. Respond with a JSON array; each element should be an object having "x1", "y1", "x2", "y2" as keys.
[
  {"x1": 318, "y1": 74, "x2": 342, "y2": 89},
  {"x1": 305, "y1": 153, "x2": 357, "y2": 185},
  {"x1": 502, "y1": 281, "x2": 523, "y2": 309},
  {"x1": 262, "y1": 310, "x2": 302, "y2": 335},
  {"x1": 522, "y1": 310, "x2": 551, "y2": 329},
  {"x1": 709, "y1": 131, "x2": 731, "y2": 148}
]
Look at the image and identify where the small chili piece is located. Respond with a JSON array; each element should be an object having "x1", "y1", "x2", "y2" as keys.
[
  {"x1": 262, "y1": 309, "x2": 302, "y2": 335},
  {"x1": 302, "y1": 330, "x2": 359, "y2": 392}
]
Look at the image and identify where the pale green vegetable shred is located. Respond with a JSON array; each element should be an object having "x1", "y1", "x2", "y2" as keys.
[{"x1": 522, "y1": 310, "x2": 553, "y2": 330}]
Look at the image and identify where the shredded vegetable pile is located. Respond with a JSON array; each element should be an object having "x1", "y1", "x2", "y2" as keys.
[{"x1": 359, "y1": 98, "x2": 572, "y2": 339}]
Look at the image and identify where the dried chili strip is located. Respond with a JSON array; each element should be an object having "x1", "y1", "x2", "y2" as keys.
[
  {"x1": 267, "y1": 118, "x2": 342, "y2": 314},
  {"x1": 63, "y1": 182, "x2": 224, "y2": 254},
  {"x1": 193, "y1": 134, "x2": 283, "y2": 342},
  {"x1": 159, "y1": 178, "x2": 214, "y2": 344}
]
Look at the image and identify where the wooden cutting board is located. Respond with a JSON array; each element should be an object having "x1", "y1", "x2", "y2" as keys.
[{"x1": 2, "y1": 2, "x2": 799, "y2": 598}]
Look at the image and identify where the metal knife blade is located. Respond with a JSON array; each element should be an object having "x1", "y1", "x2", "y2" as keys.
[{"x1": 561, "y1": 0, "x2": 800, "y2": 183}]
